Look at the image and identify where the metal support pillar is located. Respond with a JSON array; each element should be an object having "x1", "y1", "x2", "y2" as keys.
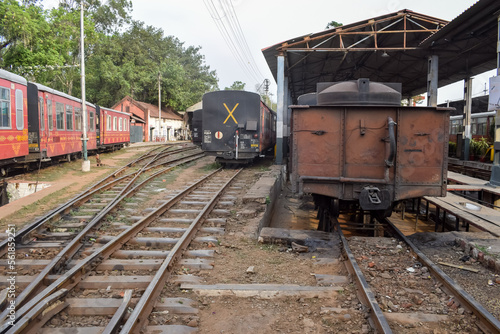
[
  {"x1": 283, "y1": 79, "x2": 290, "y2": 160},
  {"x1": 276, "y1": 53, "x2": 285, "y2": 165},
  {"x1": 80, "y1": 2, "x2": 90, "y2": 172},
  {"x1": 463, "y1": 77, "x2": 473, "y2": 160},
  {"x1": 426, "y1": 55, "x2": 438, "y2": 107},
  {"x1": 490, "y1": 14, "x2": 500, "y2": 186}
]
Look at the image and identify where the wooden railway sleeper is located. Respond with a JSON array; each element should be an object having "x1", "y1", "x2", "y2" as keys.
[
  {"x1": 1, "y1": 166, "x2": 222, "y2": 332},
  {"x1": 0, "y1": 154, "x2": 204, "y2": 330}
]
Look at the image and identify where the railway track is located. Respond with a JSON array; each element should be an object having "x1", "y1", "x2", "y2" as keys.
[
  {"x1": 0, "y1": 144, "x2": 201, "y2": 257},
  {"x1": 1, "y1": 167, "x2": 240, "y2": 333},
  {"x1": 2, "y1": 153, "x2": 499, "y2": 333},
  {"x1": 0, "y1": 144, "x2": 206, "y2": 332},
  {"x1": 335, "y1": 215, "x2": 500, "y2": 334},
  {"x1": 447, "y1": 159, "x2": 492, "y2": 182}
]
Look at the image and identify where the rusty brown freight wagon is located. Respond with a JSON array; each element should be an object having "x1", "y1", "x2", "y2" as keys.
[{"x1": 291, "y1": 79, "x2": 450, "y2": 219}]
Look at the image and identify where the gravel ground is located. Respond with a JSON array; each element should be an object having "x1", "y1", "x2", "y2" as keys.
[{"x1": 408, "y1": 231, "x2": 500, "y2": 320}]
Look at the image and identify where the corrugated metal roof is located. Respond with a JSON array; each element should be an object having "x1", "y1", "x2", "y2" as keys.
[{"x1": 262, "y1": 1, "x2": 499, "y2": 100}]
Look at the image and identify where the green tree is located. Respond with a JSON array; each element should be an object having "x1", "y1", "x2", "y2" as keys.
[
  {"x1": 1, "y1": 1, "x2": 218, "y2": 112},
  {"x1": 326, "y1": 21, "x2": 343, "y2": 29},
  {"x1": 57, "y1": 0, "x2": 132, "y2": 34},
  {"x1": 0, "y1": 1, "x2": 61, "y2": 69},
  {"x1": 225, "y1": 81, "x2": 245, "y2": 90},
  {"x1": 86, "y1": 21, "x2": 218, "y2": 110}
]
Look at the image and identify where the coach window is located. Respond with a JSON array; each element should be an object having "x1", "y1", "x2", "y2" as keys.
[
  {"x1": 39, "y1": 97, "x2": 45, "y2": 131},
  {"x1": 476, "y1": 117, "x2": 487, "y2": 136},
  {"x1": 56, "y1": 102, "x2": 64, "y2": 130},
  {"x1": 113, "y1": 116, "x2": 117, "y2": 131},
  {"x1": 89, "y1": 111, "x2": 95, "y2": 131},
  {"x1": 107, "y1": 115, "x2": 111, "y2": 131},
  {"x1": 450, "y1": 120, "x2": 460, "y2": 135},
  {"x1": 15, "y1": 89, "x2": 23, "y2": 130},
  {"x1": 119, "y1": 118, "x2": 123, "y2": 131},
  {"x1": 0, "y1": 86, "x2": 9, "y2": 128},
  {"x1": 66, "y1": 104, "x2": 73, "y2": 130},
  {"x1": 75, "y1": 107, "x2": 82, "y2": 131},
  {"x1": 47, "y1": 99, "x2": 53, "y2": 130}
]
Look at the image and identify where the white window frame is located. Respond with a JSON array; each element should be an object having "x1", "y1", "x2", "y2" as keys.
[{"x1": 0, "y1": 86, "x2": 10, "y2": 129}]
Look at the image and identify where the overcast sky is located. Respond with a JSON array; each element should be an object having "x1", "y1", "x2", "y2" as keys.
[
  {"x1": 45, "y1": 0, "x2": 495, "y2": 104},
  {"x1": 129, "y1": 0, "x2": 495, "y2": 104}
]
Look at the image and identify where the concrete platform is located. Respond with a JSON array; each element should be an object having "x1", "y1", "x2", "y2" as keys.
[{"x1": 243, "y1": 165, "x2": 281, "y2": 204}]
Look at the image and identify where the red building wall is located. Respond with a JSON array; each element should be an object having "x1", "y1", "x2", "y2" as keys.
[{"x1": 113, "y1": 97, "x2": 149, "y2": 141}]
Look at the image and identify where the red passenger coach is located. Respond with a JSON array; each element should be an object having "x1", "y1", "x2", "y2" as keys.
[
  {"x1": 0, "y1": 68, "x2": 130, "y2": 176},
  {"x1": 27, "y1": 83, "x2": 97, "y2": 162},
  {"x1": 0, "y1": 69, "x2": 29, "y2": 168},
  {"x1": 98, "y1": 106, "x2": 130, "y2": 150}
]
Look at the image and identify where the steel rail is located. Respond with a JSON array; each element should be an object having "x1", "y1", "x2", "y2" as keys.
[
  {"x1": 0, "y1": 172, "x2": 135, "y2": 257},
  {"x1": 334, "y1": 217, "x2": 393, "y2": 334},
  {"x1": 384, "y1": 218, "x2": 500, "y2": 334},
  {"x1": 6, "y1": 289, "x2": 68, "y2": 334},
  {"x1": 3, "y1": 165, "x2": 218, "y2": 334},
  {"x1": 109, "y1": 145, "x2": 173, "y2": 178},
  {"x1": 0, "y1": 147, "x2": 201, "y2": 256},
  {"x1": 111, "y1": 144, "x2": 197, "y2": 178},
  {"x1": 0, "y1": 153, "x2": 204, "y2": 331},
  {"x1": 0, "y1": 145, "x2": 160, "y2": 256},
  {"x1": 121, "y1": 168, "x2": 242, "y2": 333}
]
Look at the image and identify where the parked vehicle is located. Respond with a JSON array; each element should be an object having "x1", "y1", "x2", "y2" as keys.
[
  {"x1": 0, "y1": 69, "x2": 130, "y2": 176},
  {"x1": 291, "y1": 79, "x2": 450, "y2": 230},
  {"x1": 201, "y1": 90, "x2": 275, "y2": 165}
]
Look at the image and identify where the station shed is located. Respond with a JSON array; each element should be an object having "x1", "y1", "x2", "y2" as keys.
[
  {"x1": 262, "y1": 0, "x2": 500, "y2": 185},
  {"x1": 113, "y1": 96, "x2": 183, "y2": 142}
]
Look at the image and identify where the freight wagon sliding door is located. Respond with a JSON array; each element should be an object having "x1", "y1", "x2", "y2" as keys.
[{"x1": 130, "y1": 125, "x2": 143, "y2": 143}]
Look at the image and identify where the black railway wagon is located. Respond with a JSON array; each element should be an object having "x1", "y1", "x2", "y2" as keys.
[
  {"x1": 202, "y1": 90, "x2": 275, "y2": 164},
  {"x1": 192, "y1": 108, "x2": 202, "y2": 146}
]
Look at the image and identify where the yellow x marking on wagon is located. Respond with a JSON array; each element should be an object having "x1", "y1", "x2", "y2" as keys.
[{"x1": 223, "y1": 103, "x2": 239, "y2": 124}]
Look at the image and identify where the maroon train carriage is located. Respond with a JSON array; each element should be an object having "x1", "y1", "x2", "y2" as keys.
[
  {"x1": 291, "y1": 79, "x2": 450, "y2": 229},
  {"x1": 0, "y1": 69, "x2": 29, "y2": 176},
  {"x1": 97, "y1": 106, "x2": 130, "y2": 151},
  {"x1": 27, "y1": 82, "x2": 98, "y2": 164},
  {"x1": 202, "y1": 90, "x2": 276, "y2": 165},
  {"x1": 0, "y1": 67, "x2": 131, "y2": 175}
]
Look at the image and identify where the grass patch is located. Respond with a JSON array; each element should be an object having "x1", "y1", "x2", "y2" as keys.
[
  {"x1": 0, "y1": 182, "x2": 79, "y2": 228},
  {"x1": 475, "y1": 244, "x2": 498, "y2": 258},
  {"x1": 201, "y1": 162, "x2": 222, "y2": 171},
  {"x1": 259, "y1": 243, "x2": 279, "y2": 252}
]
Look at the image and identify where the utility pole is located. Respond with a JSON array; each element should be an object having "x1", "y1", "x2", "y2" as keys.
[
  {"x1": 81, "y1": 1, "x2": 90, "y2": 172},
  {"x1": 158, "y1": 71, "x2": 162, "y2": 141}
]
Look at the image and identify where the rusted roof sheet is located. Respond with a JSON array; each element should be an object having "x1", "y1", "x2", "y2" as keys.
[
  {"x1": 135, "y1": 101, "x2": 183, "y2": 121},
  {"x1": 420, "y1": 0, "x2": 500, "y2": 88},
  {"x1": 262, "y1": 1, "x2": 499, "y2": 101}
]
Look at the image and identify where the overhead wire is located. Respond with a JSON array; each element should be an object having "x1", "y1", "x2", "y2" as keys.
[
  {"x1": 203, "y1": 0, "x2": 265, "y2": 87},
  {"x1": 220, "y1": 0, "x2": 265, "y2": 80},
  {"x1": 203, "y1": 0, "x2": 256, "y2": 82}
]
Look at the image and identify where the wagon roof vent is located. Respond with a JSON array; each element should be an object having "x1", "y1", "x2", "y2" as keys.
[{"x1": 317, "y1": 78, "x2": 402, "y2": 106}]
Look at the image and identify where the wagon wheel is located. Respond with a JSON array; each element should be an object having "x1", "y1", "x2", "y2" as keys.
[{"x1": 317, "y1": 207, "x2": 334, "y2": 233}]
